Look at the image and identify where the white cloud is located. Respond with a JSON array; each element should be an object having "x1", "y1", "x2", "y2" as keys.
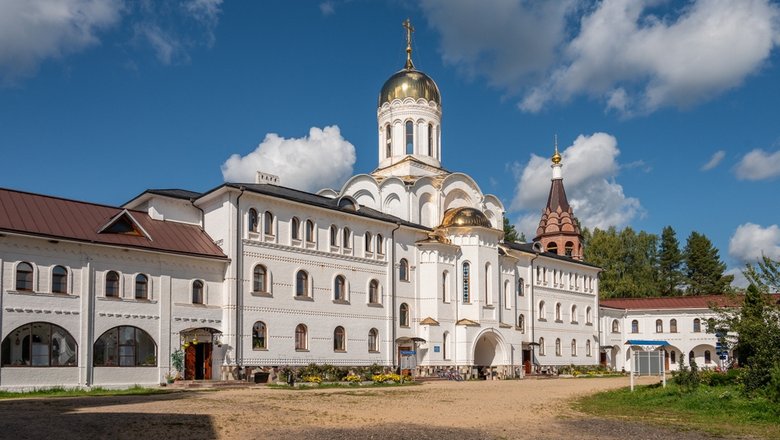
[
  {"x1": 511, "y1": 133, "x2": 642, "y2": 236},
  {"x1": 734, "y1": 149, "x2": 780, "y2": 180},
  {"x1": 726, "y1": 267, "x2": 749, "y2": 289},
  {"x1": 728, "y1": 223, "x2": 780, "y2": 262},
  {"x1": 0, "y1": 0, "x2": 122, "y2": 85},
  {"x1": 422, "y1": 0, "x2": 780, "y2": 115},
  {"x1": 221, "y1": 126, "x2": 356, "y2": 193},
  {"x1": 319, "y1": 2, "x2": 335, "y2": 16},
  {"x1": 701, "y1": 150, "x2": 726, "y2": 171},
  {"x1": 134, "y1": 24, "x2": 184, "y2": 65}
]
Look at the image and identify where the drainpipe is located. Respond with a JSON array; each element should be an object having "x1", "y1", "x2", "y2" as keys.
[
  {"x1": 390, "y1": 221, "x2": 401, "y2": 369},
  {"x1": 190, "y1": 198, "x2": 205, "y2": 229},
  {"x1": 529, "y1": 252, "x2": 540, "y2": 370},
  {"x1": 234, "y1": 187, "x2": 245, "y2": 372}
]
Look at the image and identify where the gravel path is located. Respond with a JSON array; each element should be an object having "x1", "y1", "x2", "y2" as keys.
[{"x1": 0, "y1": 377, "x2": 738, "y2": 439}]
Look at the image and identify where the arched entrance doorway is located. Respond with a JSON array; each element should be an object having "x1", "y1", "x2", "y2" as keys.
[
  {"x1": 473, "y1": 331, "x2": 506, "y2": 379},
  {"x1": 180, "y1": 327, "x2": 221, "y2": 380}
]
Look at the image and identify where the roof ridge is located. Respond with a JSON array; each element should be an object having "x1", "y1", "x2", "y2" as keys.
[{"x1": 0, "y1": 186, "x2": 148, "y2": 215}]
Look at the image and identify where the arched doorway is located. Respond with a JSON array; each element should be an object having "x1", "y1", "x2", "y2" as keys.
[
  {"x1": 180, "y1": 327, "x2": 221, "y2": 380},
  {"x1": 473, "y1": 331, "x2": 506, "y2": 379}
]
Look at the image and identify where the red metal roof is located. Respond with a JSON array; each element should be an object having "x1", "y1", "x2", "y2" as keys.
[
  {"x1": 599, "y1": 295, "x2": 744, "y2": 310},
  {"x1": 0, "y1": 187, "x2": 226, "y2": 260}
]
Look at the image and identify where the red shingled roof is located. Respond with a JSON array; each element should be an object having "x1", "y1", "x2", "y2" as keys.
[{"x1": 0, "y1": 187, "x2": 226, "y2": 260}]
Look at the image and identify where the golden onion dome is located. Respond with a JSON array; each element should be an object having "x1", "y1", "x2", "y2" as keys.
[
  {"x1": 552, "y1": 149, "x2": 562, "y2": 164},
  {"x1": 440, "y1": 207, "x2": 493, "y2": 229},
  {"x1": 378, "y1": 68, "x2": 441, "y2": 107}
]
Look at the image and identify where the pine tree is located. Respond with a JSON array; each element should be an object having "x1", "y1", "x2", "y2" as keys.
[
  {"x1": 584, "y1": 226, "x2": 659, "y2": 298},
  {"x1": 502, "y1": 217, "x2": 522, "y2": 243},
  {"x1": 658, "y1": 226, "x2": 684, "y2": 296},
  {"x1": 683, "y1": 231, "x2": 733, "y2": 295}
]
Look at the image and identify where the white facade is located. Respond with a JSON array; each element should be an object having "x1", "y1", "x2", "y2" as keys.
[
  {"x1": 0, "y1": 39, "x2": 603, "y2": 389},
  {"x1": 599, "y1": 301, "x2": 725, "y2": 372}
]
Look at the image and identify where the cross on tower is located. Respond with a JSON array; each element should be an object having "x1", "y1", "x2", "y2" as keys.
[{"x1": 403, "y1": 18, "x2": 415, "y2": 70}]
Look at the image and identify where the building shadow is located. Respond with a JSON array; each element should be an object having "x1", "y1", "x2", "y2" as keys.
[{"x1": 0, "y1": 392, "x2": 217, "y2": 440}]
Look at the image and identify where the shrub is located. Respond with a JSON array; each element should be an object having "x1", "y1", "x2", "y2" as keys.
[
  {"x1": 766, "y1": 363, "x2": 780, "y2": 403},
  {"x1": 301, "y1": 375, "x2": 322, "y2": 384},
  {"x1": 344, "y1": 374, "x2": 362, "y2": 384},
  {"x1": 674, "y1": 356, "x2": 700, "y2": 391}
]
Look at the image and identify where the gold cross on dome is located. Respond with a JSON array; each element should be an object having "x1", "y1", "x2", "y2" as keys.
[{"x1": 403, "y1": 18, "x2": 415, "y2": 70}]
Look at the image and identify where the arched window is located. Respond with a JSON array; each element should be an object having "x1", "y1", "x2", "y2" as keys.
[
  {"x1": 400, "y1": 303, "x2": 410, "y2": 327},
  {"x1": 368, "y1": 280, "x2": 380, "y2": 304},
  {"x1": 670, "y1": 319, "x2": 678, "y2": 333},
  {"x1": 555, "y1": 303, "x2": 562, "y2": 321},
  {"x1": 295, "y1": 270, "x2": 308, "y2": 297},
  {"x1": 586, "y1": 339, "x2": 592, "y2": 357},
  {"x1": 539, "y1": 301, "x2": 546, "y2": 320},
  {"x1": 565, "y1": 241, "x2": 574, "y2": 257},
  {"x1": 368, "y1": 328, "x2": 379, "y2": 352},
  {"x1": 631, "y1": 319, "x2": 639, "y2": 333},
  {"x1": 555, "y1": 338, "x2": 562, "y2": 356},
  {"x1": 253, "y1": 265, "x2": 267, "y2": 293},
  {"x1": 329, "y1": 225, "x2": 338, "y2": 247},
  {"x1": 334, "y1": 326, "x2": 346, "y2": 351},
  {"x1": 462, "y1": 262, "x2": 470, "y2": 303},
  {"x1": 295, "y1": 324, "x2": 308, "y2": 350},
  {"x1": 704, "y1": 350, "x2": 712, "y2": 364},
  {"x1": 263, "y1": 211, "x2": 274, "y2": 235},
  {"x1": 518, "y1": 314, "x2": 525, "y2": 333},
  {"x1": 443, "y1": 332, "x2": 449, "y2": 359},
  {"x1": 94, "y1": 326, "x2": 156, "y2": 366},
  {"x1": 135, "y1": 274, "x2": 148, "y2": 300},
  {"x1": 334, "y1": 275, "x2": 346, "y2": 301},
  {"x1": 192, "y1": 280, "x2": 204, "y2": 304},
  {"x1": 656, "y1": 319, "x2": 663, "y2": 333},
  {"x1": 547, "y1": 242, "x2": 558, "y2": 255},
  {"x1": 518, "y1": 278, "x2": 524, "y2": 296},
  {"x1": 385, "y1": 124, "x2": 392, "y2": 158},
  {"x1": 405, "y1": 120, "x2": 414, "y2": 154},
  {"x1": 442, "y1": 271, "x2": 449, "y2": 303},
  {"x1": 16, "y1": 262, "x2": 33, "y2": 291},
  {"x1": 671, "y1": 350, "x2": 677, "y2": 364},
  {"x1": 365, "y1": 232, "x2": 373, "y2": 252},
  {"x1": 707, "y1": 318, "x2": 716, "y2": 331},
  {"x1": 571, "y1": 305, "x2": 578, "y2": 323},
  {"x1": 342, "y1": 227, "x2": 351, "y2": 249},
  {"x1": 693, "y1": 318, "x2": 701, "y2": 333},
  {"x1": 1, "y1": 322, "x2": 77, "y2": 367},
  {"x1": 571, "y1": 339, "x2": 577, "y2": 356},
  {"x1": 248, "y1": 208, "x2": 258, "y2": 232},
  {"x1": 611, "y1": 319, "x2": 619, "y2": 333},
  {"x1": 539, "y1": 337, "x2": 546, "y2": 356},
  {"x1": 427, "y1": 122, "x2": 433, "y2": 155},
  {"x1": 291, "y1": 217, "x2": 300, "y2": 240},
  {"x1": 106, "y1": 271, "x2": 120, "y2": 297},
  {"x1": 376, "y1": 234, "x2": 384, "y2": 254},
  {"x1": 305, "y1": 220, "x2": 315, "y2": 243},
  {"x1": 586, "y1": 306, "x2": 592, "y2": 325},
  {"x1": 51, "y1": 265, "x2": 68, "y2": 294},
  {"x1": 252, "y1": 321, "x2": 267, "y2": 350},
  {"x1": 399, "y1": 258, "x2": 409, "y2": 281}
]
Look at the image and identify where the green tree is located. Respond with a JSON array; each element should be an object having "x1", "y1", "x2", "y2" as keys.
[
  {"x1": 744, "y1": 255, "x2": 780, "y2": 291},
  {"x1": 684, "y1": 231, "x2": 733, "y2": 295},
  {"x1": 502, "y1": 217, "x2": 524, "y2": 243},
  {"x1": 658, "y1": 225, "x2": 684, "y2": 296},
  {"x1": 584, "y1": 226, "x2": 659, "y2": 298}
]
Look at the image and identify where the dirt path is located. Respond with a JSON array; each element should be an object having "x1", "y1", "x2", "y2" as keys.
[{"x1": 0, "y1": 377, "x2": 727, "y2": 440}]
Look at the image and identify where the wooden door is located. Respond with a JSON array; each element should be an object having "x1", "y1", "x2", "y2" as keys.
[
  {"x1": 184, "y1": 345, "x2": 196, "y2": 380},
  {"x1": 522, "y1": 349, "x2": 532, "y2": 374},
  {"x1": 204, "y1": 343, "x2": 212, "y2": 380}
]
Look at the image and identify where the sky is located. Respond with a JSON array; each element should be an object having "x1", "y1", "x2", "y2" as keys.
[{"x1": 1, "y1": 0, "x2": 779, "y2": 286}]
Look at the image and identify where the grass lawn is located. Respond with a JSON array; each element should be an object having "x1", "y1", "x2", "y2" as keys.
[
  {"x1": 0, "y1": 385, "x2": 171, "y2": 400},
  {"x1": 575, "y1": 382, "x2": 780, "y2": 439}
]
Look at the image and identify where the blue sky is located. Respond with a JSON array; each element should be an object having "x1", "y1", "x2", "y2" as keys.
[{"x1": 1, "y1": 0, "x2": 779, "y2": 284}]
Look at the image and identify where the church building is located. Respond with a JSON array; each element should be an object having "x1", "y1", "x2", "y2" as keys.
[{"x1": 0, "y1": 22, "x2": 601, "y2": 389}]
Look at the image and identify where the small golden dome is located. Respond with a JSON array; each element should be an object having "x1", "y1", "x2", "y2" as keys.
[
  {"x1": 552, "y1": 150, "x2": 562, "y2": 164},
  {"x1": 378, "y1": 68, "x2": 441, "y2": 107},
  {"x1": 440, "y1": 207, "x2": 493, "y2": 229}
]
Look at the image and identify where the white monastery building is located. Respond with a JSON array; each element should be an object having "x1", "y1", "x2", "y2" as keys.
[{"x1": 0, "y1": 23, "x2": 608, "y2": 389}]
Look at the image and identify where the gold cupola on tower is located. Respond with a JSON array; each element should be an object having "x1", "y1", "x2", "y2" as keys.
[{"x1": 378, "y1": 18, "x2": 441, "y2": 107}]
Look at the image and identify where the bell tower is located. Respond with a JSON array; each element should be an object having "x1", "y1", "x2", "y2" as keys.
[
  {"x1": 533, "y1": 137, "x2": 584, "y2": 260},
  {"x1": 375, "y1": 19, "x2": 443, "y2": 177}
]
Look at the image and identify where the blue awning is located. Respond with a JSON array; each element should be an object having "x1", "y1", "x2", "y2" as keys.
[{"x1": 625, "y1": 340, "x2": 670, "y2": 346}]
